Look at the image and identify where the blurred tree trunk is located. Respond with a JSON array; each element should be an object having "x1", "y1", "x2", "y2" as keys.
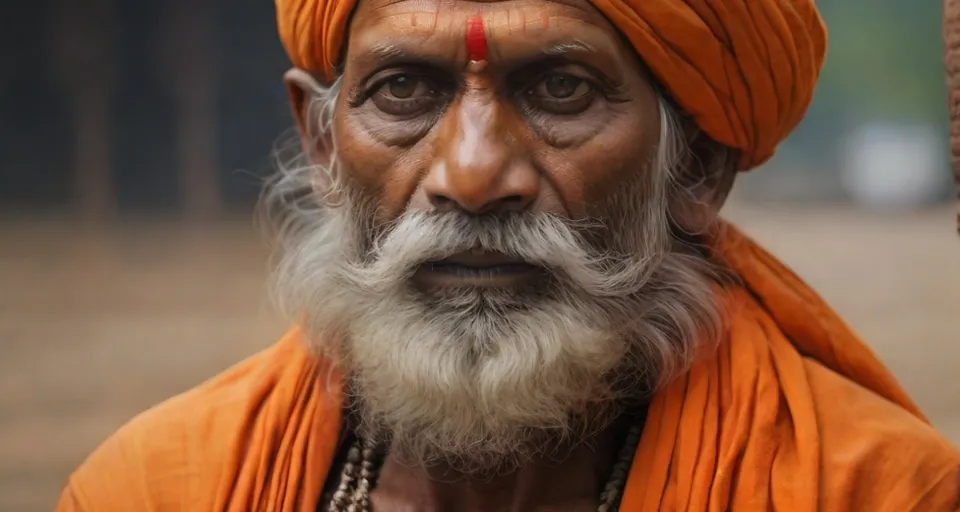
[
  {"x1": 50, "y1": 0, "x2": 117, "y2": 221},
  {"x1": 945, "y1": 0, "x2": 960, "y2": 233},
  {"x1": 158, "y1": 0, "x2": 222, "y2": 219}
]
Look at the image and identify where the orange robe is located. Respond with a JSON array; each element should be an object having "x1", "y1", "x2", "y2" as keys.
[{"x1": 57, "y1": 225, "x2": 960, "y2": 511}]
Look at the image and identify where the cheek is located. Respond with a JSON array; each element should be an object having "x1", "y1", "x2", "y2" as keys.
[
  {"x1": 538, "y1": 112, "x2": 660, "y2": 217},
  {"x1": 333, "y1": 111, "x2": 428, "y2": 221}
]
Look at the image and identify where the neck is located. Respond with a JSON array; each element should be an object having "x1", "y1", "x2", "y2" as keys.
[{"x1": 368, "y1": 415, "x2": 637, "y2": 512}]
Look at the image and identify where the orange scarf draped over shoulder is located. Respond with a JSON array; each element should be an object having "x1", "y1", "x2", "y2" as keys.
[
  {"x1": 623, "y1": 226, "x2": 960, "y2": 510},
  {"x1": 57, "y1": 224, "x2": 960, "y2": 511}
]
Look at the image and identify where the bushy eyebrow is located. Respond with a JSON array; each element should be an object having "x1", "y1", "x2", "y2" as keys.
[{"x1": 542, "y1": 40, "x2": 598, "y2": 56}]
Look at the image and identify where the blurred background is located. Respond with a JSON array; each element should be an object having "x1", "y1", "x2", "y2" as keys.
[{"x1": 0, "y1": 0, "x2": 957, "y2": 510}]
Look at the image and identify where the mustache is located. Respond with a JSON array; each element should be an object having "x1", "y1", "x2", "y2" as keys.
[{"x1": 341, "y1": 210, "x2": 667, "y2": 297}]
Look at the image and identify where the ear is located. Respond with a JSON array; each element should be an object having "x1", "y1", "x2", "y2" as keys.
[
  {"x1": 283, "y1": 68, "x2": 334, "y2": 167},
  {"x1": 690, "y1": 131, "x2": 738, "y2": 211},
  {"x1": 671, "y1": 129, "x2": 739, "y2": 234}
]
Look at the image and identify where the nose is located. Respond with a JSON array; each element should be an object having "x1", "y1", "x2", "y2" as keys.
[{"x1": 423, "y1": 93, "x2": 539, "y2": 215}]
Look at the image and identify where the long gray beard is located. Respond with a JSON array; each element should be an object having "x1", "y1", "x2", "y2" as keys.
[{"x1": 265, "y1": 156, "x2": 723, "y2": 475}]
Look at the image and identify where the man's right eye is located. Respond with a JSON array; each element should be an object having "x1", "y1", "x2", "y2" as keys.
[
  {"x1": 370, "y1": 74, "x2": 444, "y2": 117},
  {"x1": 382, "y1": 75, "x2": 426, "y2": 99}
]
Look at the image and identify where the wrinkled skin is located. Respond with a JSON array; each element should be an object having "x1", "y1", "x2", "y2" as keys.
[
  {"x1": 291, "y1": 0, "x2": 666, "y2": 221},
  {"x1": 284, "y1": 0, "x2": 737, "y2": 510}
]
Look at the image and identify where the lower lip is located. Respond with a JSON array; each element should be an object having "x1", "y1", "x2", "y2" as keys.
[{"x1": 412, "y1": 262, "x2": 541, "y2": 288}]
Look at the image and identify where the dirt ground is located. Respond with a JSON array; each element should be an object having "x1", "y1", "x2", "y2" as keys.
[{"x1": 1, "y1": 203, "x2": 958, "y2": 511}]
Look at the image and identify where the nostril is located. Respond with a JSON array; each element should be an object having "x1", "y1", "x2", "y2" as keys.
[
  {"x1": 493, "y1": 195, "x2": 532, "y2": 212},
  {"x1": 429, "y1": 194, "x2": 456, "y2": 211}
]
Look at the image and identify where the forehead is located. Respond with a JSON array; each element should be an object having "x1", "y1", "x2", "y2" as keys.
[{"x1": 347, "y1": 0, "x2": 622, "y2": 62}]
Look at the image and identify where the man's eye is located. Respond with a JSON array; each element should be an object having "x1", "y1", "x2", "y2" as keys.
[
  {"x1": 525, "y1": 73, "x2": 596, "y2": 115},
  {"x1": 538, "y1": 74, "x2": 589, "y2": 99},
  {"x1": 370, "y1": 75, "x2": 442, "y2": 117},
  {"x1": 383, "y1": 75, "x2": 430, "y2": 99}
]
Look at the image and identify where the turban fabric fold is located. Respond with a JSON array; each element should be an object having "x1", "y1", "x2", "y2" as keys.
[{"x1": 274, "y1": 0, "x2": 827, "y2": 170}]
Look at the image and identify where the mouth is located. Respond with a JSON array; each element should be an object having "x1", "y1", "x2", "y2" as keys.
[{"x1": 412, "y1": 249, "x2": 543, "y2": 288}]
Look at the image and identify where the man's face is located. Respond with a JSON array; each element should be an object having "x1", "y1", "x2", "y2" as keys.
[
  {"x1": 273, "y1": 0, "x2": 723, "y2": 473},
  {"x1": 335, "y1": 0, "x2": 662, "y2": 223}
]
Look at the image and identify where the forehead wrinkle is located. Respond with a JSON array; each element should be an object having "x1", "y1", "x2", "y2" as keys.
[
  {"x1": 352, "y1": 7, "x2": 614, "y2": 55},
  {"x1": 360, "y1": 0, "x2": 595, "y2": 10},
  {"x1": 358, "y1": 0, "x2": 606, "y2": 31}
]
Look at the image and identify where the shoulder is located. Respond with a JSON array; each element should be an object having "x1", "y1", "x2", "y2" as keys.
[
  {"x1": 804, "y1": 359, "x2": 960, "y2": 511},
  {"x1": 57, "y1": 330, "x2": 330, "y2": 511}
]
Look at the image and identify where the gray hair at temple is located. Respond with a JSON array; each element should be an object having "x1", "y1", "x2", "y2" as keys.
[{"x1": 257, "y1": 74, "x2": 734, "y2": 473}]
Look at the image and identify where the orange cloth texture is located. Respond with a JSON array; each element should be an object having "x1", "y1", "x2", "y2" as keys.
[
  {"x1": 56, "y1": 224, "x2": 960, "y2": 511},
  {"x1": 274, "y1": 0, "x2": 826, "y2": 170}
]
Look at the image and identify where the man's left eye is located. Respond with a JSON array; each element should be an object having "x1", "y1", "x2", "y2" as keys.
[
  {"x1": 535, "y1": 73, "x2": 590, "y2": 99},
  {"x1": 525, "y1": 73, "x2": 596, "y2": 115}
]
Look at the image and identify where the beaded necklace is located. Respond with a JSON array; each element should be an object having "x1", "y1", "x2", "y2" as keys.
[{"x1": 324, "y1": 422, "x2": 643, "y2": 512}]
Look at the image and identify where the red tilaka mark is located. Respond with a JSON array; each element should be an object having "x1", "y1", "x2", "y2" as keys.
[{"x1": 465, "y1": 15, "x2": 488, "y2": 62}]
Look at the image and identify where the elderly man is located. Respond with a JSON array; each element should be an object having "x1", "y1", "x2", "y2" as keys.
[{"x1": 58, "y1": 0, "x2": 959, "y2": 510}]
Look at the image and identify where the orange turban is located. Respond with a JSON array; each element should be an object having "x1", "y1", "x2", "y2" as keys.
[{"x1": 275, "y1": 0, "x2": 827, "y2": 170}]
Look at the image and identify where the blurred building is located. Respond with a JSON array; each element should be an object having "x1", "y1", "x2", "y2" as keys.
[{"x1": 0, "y1": 0, "x2": 291, "y2": 217}]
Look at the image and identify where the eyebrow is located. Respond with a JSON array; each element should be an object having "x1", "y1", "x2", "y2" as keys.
[
  {"x1": 529, "y1": 40, "x2": 614, "y2": 70},
  {"x1": 362, "y1": 41, "x2": 405, "y2": 64},
  {"x1": 541, "y1": 40, "x2": 598, "y2": 56},
  {"x1": 354, "y1": 39, "x2": 451, "y2": 73},
  {"x1": 495, "y1": 39, "x2": 623, "y2": 81}
]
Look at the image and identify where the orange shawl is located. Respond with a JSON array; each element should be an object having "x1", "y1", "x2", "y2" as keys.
[{"x1": 57, "y1": 224, "x2": 960, "y2": 511}]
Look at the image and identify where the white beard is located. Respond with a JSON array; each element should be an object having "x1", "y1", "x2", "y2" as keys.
[{"x1": 266, "y1": 194, "x2": 721, "y2": 474}]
